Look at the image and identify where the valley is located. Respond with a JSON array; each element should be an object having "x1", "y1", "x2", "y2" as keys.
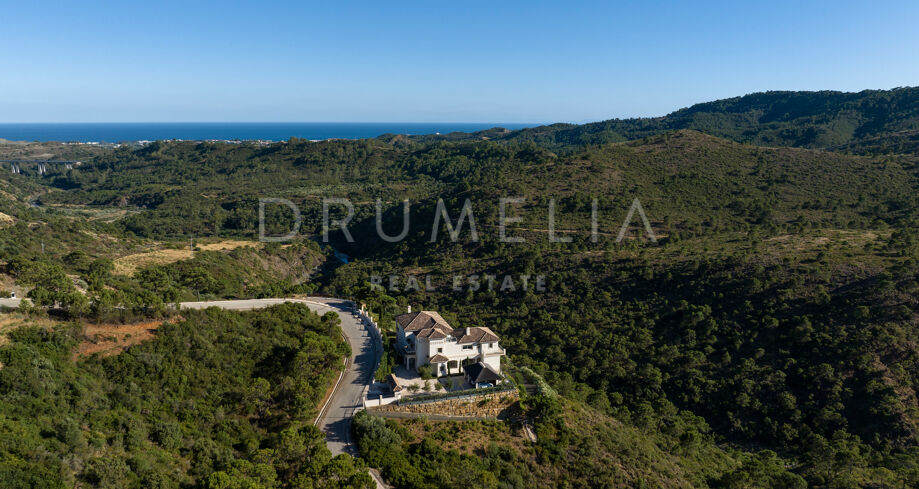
[{"x1": 3, "y1": 89, "x2": 919, "y2": 488}]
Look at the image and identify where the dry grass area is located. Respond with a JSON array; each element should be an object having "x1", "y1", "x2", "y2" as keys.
[
  {"x1": 0, "y1": 312, "x2": 173, "y2": 358},
  {"x1": 0, "y1": 212, "x2": 14, "y2": 227},
  {"x1": 197, "y1": 239, "x2": 262, "y2": 251},
  {"x1": 397, "y1": 417, "x2": 530, "y2": 457},
  {"x1": 0, "y1": 314, "x2": 62, "y2": 347},
  {"x1": 0, "y1": 273, "x2": 14, "y2": 290},
  {"x1": 113, "y1": 240, "x2": 262, "y2": 276},
  {"x1": 39, "y1": 204, "x2": 137, "y2": 223},
  {"x1": 114, "y1": 249, "x2": 193, "y2": 276},
  {"x1": 766, "y1": 229, "x2": 884, "y2": 248},
  {"x1": 76, "y1": 318, "x2": 176, "y2": 359}
]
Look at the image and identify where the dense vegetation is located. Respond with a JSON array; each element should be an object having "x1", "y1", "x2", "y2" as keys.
[
  {"x1": 4, "y1": 87, "x2": 919, "y2": 487},
  {"x1": 336, "y1": 227, "x2": 919, "y2": 486},
  {"x1": 352, "y1": 380, "x2": 820, "y2": 489},
  {"x1": 406, "y1": 87, "x2": 919, "y2": 154},
  {"x1": 0, "y1": 303, "x2": 371, "y2": 488},
  {"x1": 2, "y1": 236, "x2": 323, "y2": 321}
]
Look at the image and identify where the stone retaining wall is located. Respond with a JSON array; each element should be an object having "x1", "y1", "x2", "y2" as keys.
[{"x1": 369, "y1": 389, "x2": 519, "y2": 418}]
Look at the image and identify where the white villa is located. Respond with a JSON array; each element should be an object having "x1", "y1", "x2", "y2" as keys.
[{"x1": 395, "y1": 307, "x2": 505, "y2": 381}]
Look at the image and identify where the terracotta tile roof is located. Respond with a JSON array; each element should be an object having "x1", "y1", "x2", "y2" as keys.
[
  {"x1": 416, "y1": 327, "x2": 450, "y2": 340},
  {"x1": 396, "y1": 311, "x2": 454, "y2": 336},
  {"x1": 455, "y1": 326, "x2": 500, "y2": 344},
  {"x1": 396, "y1": 311, "x2": 501, "y2": 345},
  {"x1": 429, "y1": 354, "x2": 449, "y2": 363}
]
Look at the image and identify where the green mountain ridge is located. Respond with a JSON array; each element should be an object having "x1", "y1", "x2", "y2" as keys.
[
  {"x1": 5, "y1": 88, "x2": 919, "y2": 487},
  {"x1": 402, "y1": 87, "x2": 919, "y2": 155}
]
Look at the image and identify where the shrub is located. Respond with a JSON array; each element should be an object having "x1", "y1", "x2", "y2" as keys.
[{"x1": 418, "y1": 365, "x2": 433, "y2": 380}]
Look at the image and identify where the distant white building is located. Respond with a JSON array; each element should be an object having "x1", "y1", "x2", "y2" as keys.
[{"x1": 395, "y1": 307, "x2": 505, "y2": 379}]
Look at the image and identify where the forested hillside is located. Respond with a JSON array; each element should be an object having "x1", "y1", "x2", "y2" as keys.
[
  {"x1": 3, "y1": 87, "x2": 919, "y2": 487},
  {"x1": 352, "y1": 398, "x2": 763, "y2": 489},
  {"x1": 0, "y1": 303, "x2": 371, "y2": 488},
  {"x1": 405, "y1": 87, "x2": 919, "y2": 155},
  {"x1": 21, "y1": 128, "x2": 919, "y2": 241}
]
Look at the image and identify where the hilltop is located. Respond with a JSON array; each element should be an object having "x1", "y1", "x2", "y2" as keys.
[
  {"x1": 403, "y1": 87, "x2": 919, "y2": 155},
  {"x1": 3, "y1": 87, "x2": 919, "y2": 487},
  {"x1": 6, "y1": 128, "x2": 915, "y2": 244}
]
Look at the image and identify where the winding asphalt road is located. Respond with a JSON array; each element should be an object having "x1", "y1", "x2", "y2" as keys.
[
  {"x1": 2, "y1": 297, "x2": 384, "y2": 463},
  {"x1": 179, "y1": 297, "x2": 381, "y2": 457},
  {"x1": 178, "y1": 297, "x2": 388, "y2": 488}
]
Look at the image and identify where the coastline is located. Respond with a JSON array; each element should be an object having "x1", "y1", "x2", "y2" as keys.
[{"x1": 0, "y1": 121, "x2": 537, "y2": 144}]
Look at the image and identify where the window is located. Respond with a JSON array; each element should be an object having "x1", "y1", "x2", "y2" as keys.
[
  {"x1": 463, "y1": 345, "x2": 473, "y2": 350},
  {"x1": 437, "y1": 348, "x2": 443, "y2": 353}
]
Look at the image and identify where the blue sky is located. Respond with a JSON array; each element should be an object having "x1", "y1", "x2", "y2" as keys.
[{"x1": 2, "y1": 0, "x2": 918, "y2": 123}]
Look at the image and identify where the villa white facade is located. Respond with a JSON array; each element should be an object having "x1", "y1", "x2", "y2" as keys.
[{"x1": 396, "y1": 308, "x2": 505, "y2": 378}]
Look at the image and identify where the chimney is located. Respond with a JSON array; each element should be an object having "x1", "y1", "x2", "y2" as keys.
[{"x1": 407, "y1": 305, "x2": 412, "y2": 313}]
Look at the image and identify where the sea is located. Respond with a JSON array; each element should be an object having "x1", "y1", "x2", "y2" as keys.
[{"x1": 0, "y1": 122, "x2": 537, "y2": 143}]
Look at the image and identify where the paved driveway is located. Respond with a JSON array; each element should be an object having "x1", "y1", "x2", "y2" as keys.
[
  {"x1": 2, "y1": 296, "x2": 383, "y2": 479},
  {"x1": 180, "y1": 297, "x2": 381, "y2": 456}
]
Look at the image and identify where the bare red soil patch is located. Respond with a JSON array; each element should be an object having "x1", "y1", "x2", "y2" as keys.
[{"x1": 75, "y1": 317, "x2": 179, "y2": 359}]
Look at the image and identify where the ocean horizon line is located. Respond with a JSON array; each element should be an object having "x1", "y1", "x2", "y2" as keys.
[
  {"x1": 0, "y1": 121, "x2": 545, "y2": 125},
  {"x1": 0, "y1": 121, "x2": 544, "y2": 143}
]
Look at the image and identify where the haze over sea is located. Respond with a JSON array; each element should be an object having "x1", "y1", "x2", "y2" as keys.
[{"x1": 0, "y1": 122, "x2": 537, "y2": 143}]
